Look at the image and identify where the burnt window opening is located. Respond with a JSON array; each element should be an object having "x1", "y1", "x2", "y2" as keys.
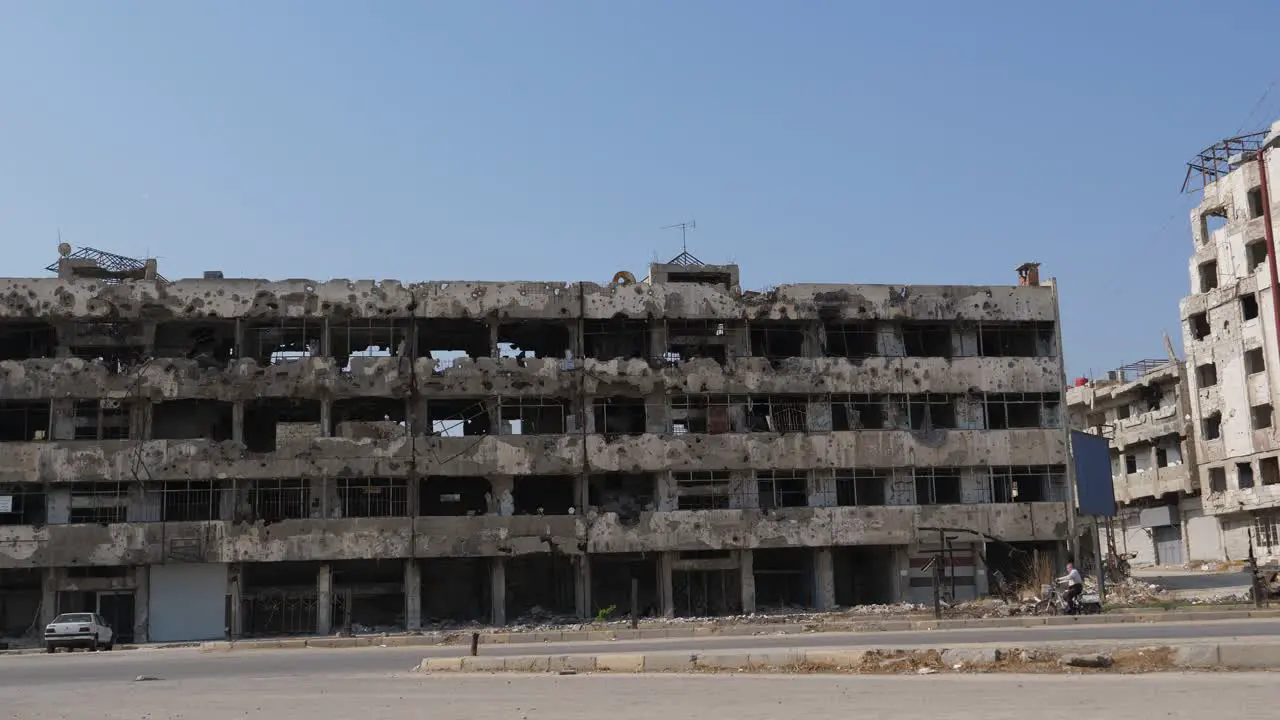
[
  {"x1": 1241, "y1": 293, "x2": 1260, "y2": 321},
  {"x1": 675, "y1": 471, "x2": 731, "y2": 510},
  {"x1": 1196, "y1": 362, "x2": 1218, "y2": 387},
  {"x1": 153, "y1": 321, "x2": 235, "y2": 365},
  {"x1": 1114, "y1": 403, "x2": 1131, "y2": 421},
  {"x1": 0, "y1": 321, "x2": 56, "y2": 361},
  {"x1": 1203, "y1": 412, "x2": 1222, "y2": 440},
  {"x1": 497, "y1": 321, "x2": 572, "y2": 363},
  {"x1": 757, "y1": 470, "x2": 809, "y2": 509},
  {"x1": 750, "y1": 322, "x2": 808, "y2": 360},
  {"x1": 159, "y1": 480, "x2": 223, "y2": 522},
  {"x1": 914, "y1": 467, "x2": 962, "y2": 505},
  {"x1": 1201, "y1": 206, "x2": 1228, "y2": 240},
  {"x1": 512, "y1": 475, "x2": 575, "y2": 515},
  {"x1": 831, "y1": 394, "x2": 903, "y2": 430},
  {"x1": 1199, "y1": 261, "x2": 1219, "y2": 292},
  {"x1": 583, "y1": 318, "x2": 649, "y2": 361},
  {"x1": 824, "y1": 322, "x2": 878, "y2": 358},
  {"x1": 1238, "y1": 462, "x2": 1256, "y2": 489},
  {"x1": 1208, "y1": 467, "x2": 1227, "y2": 493},
  {"x1": 0, "y1": 484, "x2": 46, "y2": 525},
  {"x1": 418, "y1": 477, "x2": 491, "y2": 516},
  {"x1": 244, "y1": 399, "x2": 322, "y2": 452},
  {"x1": 429, "y1": 398, "x2": 491, "y2": 437},
  {"x1": 1189, "y1": 312, "x2": 1211, "y2": 341},
  {"x1": 1248, "y1": 186, "x2": 1265, "y2": 219},
  {"x1": 337, "y1": 478, "x2": 408, "y2": 518},
  {"x1": 1137, "y1": 384, "x2": 1169, "y2": 412},
  {"x1": 1247, "y1": 239, "x2": 1269, "y2": 272},
  {"x1": 663, "y1": 320, "x2": 732, "y2": 366},
  {"x1": 984, "y1": 392, "x2": 1061, "y2": 429},
  {"x1": 247, "y1": 479, "x2": 309, "y2": 523},
  {"x1": 69, "y1": 482, "x2": 128, "y2": 525},
  {"x1": 1261, "y1": 457, "x2": 1280, "y2": 486},
  {"x1": 330, "y1": 319, "x2": 412, "y2": 373},
  {"x1": 670, "y1": 395, "x2": 738, "y2": 435},
  {"x1": 593, "y1": 397, "x2": 647, "y2": 436},
  {"x1": 588, "y1": 473, "x2": 655, "y2": 519},
  {"x1": 746, "y1": 395, "x2": 809, "y2": 433},
  {"x1": 498, "y1": 397, "x2": 569, "y2": 435},
  {"x1": 0, "y1": 400, "x2": 50, "y2": 442},
  {"x1": 907, "y1": 394, "x2": 957, "y2": 430},
  {"x1": 73, "y1": 400, "x2": 131, "y2": 441},
  {"x1": 990, "y1": 465, "x2": 1065, "y2": 503},
  {"x1": 834, "y1": 469, "x2": 887, "y2": 506},
  {"x1": 243, "y1": 320, "x2": 321, "y2": 366},
  {"x1": 1253, "y1": 403, "x2": 1273, "y2": 430},
  {"x1": 978, "y1": 321, "x2": 1056, "y2": 357},
  {"x1": 901, "y1": 323, "x2": 953, "y2": 358},
  {"x1": 1156, "y1": 446, "x2": 1169, "y2": 468},
  {"x1": 331, "y1": 398, "x2": 407, "y2": 437},
  {"x1": 1124, "y1": 453, "x2": 1138, "y2": 474},
  {"x1": 417, "y1": 318, "x2": 491, "y2": 374},
  {"x1": 1247, "y1": 347, "x2": 1266, "y2": 374},
  {"x1": 151, "y1": 400, "x2": 233, "y2": 441}
]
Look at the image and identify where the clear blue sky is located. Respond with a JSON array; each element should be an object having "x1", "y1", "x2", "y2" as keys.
[{"x1": 1, "y1": 2, "x2": 1276, "y2": 377}]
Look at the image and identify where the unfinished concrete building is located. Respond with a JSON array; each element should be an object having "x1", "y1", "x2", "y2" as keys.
[
  {"x1": 0, "y1": 249, "x2": 1072, "y2": 643},
  {"x1": 1181, "y1": 127, "x2": 1280, "y2": 563},
  {"x1": 1066, "y1": 359, "x2": 1223, "y2": 564}
]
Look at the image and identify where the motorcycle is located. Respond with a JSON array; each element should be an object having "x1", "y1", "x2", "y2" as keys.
[{"x1": 1035, "y1": 583, "x2": 1103, "y2": 616}]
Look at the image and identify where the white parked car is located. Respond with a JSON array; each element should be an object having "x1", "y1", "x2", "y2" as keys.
[{"x1": 44, "y1": 613, "x2": 114, "y2": 653}]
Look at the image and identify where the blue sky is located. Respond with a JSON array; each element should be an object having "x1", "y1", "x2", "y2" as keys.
[{"x1": 1, "y1": 2, "x2": 1275, "y2": 377}]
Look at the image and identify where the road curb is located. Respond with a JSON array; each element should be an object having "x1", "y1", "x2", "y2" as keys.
[
  {"x1": 414, "y1": 639, "x2": 1280, "y2": 675},
  {"x1": 194, "y1": 607, "x2": 1280, "y2": 654}
]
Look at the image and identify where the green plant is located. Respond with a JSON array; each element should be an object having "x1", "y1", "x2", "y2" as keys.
[{"x1": 594, "y1": 604, "x2": 617, "y2": 622}]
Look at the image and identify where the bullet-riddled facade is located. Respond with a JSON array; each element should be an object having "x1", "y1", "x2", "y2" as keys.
[
  {"x1": 1182, "y1": 130, "x2": 1280, "y2": 562},
  {"x1": 0, "y1": 255, "x2": 1072, "y2": 643}
]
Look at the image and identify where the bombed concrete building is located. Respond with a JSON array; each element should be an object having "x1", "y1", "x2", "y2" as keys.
[
  {"x1": 0, "y1": 249, "x2": 1072, "y2": 643},
  {"x1": 1181, "y1": 126, "x2": 1280, "y2": 562},
  {"x1": 1066, "y1": 359, "x2": 1223, "y2": 564}
]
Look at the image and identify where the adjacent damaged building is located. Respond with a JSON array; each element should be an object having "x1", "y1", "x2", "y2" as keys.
[
  {"x1": 1066, "y1": 359, "x2": 1221, "y2": 564},
  {"x1": 0, "y1": 249, "x2": 1073, "y2": 643},
  {"x1": 1181, "y1": 126, "x2": 1280, "y2": 562}
]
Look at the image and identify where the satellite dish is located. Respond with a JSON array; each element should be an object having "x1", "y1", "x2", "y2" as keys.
[{"x1": 58, "y1": 242, "x2": 72, "y2": 257}]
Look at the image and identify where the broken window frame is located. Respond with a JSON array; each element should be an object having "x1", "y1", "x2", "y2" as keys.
[
  {"x1": 749, "y1": 322, "x2": 810, "y2": 361},
  {"x1": 593, "y1": 397, "x2": 648, "y2": 436},
  {"x1": 1255, "y1": 511, "x2": 1280, "y2": 549},
  {"x1": 417, "y1": 318, "x2": 493, "y2": 374},
  {"x1": 0, "y1": 483, "x2": 47, "y2": 525},
  {"x1": 329, "y1": 319, "x2": 413, "y2": 373},
  {"x1": 976, "y1": 321, "x2": 1057, "y2": 358},
  {"x1": 823, "y1": 321, "x2": 879, "y2": 359},
  {"x1": 0, "y1": 321, "x2": 57, "y2": 361},
  {"x1": 68, "y1": 482, "x2": 129, "y2": 525},
  {"x1": 156, "y1": 480, "x2": 224, "y2": 523},
  {"x1": 901, "y1": 322, "x2": 954, "y2": 358},
  {"x1": 0, "y1": 400, "x2": 51, "y2": 443},
  {"x1": 1207, "y1": 467, "x2": 1227, "y2": 493},
  {"x1": 72, "y1": 399, "x2": 131, "y2": 441},
  {"x1": 336, "y1": 477, "x2": 409, "y2": 518},
  {"x1": 496, "y1": 320, "x2": 574, "y2": 363},
  {"x1": 674, "y1": 471, "x2": 732, "y2": 510},
  {"x1": 246, "y1": 479, "x2": 310, "y2": 523},
  {"x1": 661, "y1": 319, "x2": 735, "y2": 366},
  {"x1": 497, "y1": 396, "x2": 570, "y2": 436},
  {"x1": 427, "y1": 398, "x2": 492, "y2": 438},
  {"x1": 983, "y1": 392, "x2": 1061, "y2": 429},
  {"x1": 582, "y1": 318, "x2": 650, "y2": 361},
  {"x1": 756, "y1": 470, "x2": 809, "y2": 510},
  {"x1": 830, "y1": 393, "x2": 905, "y2": 431},
  {"x1": 831, "y1": 468, "x2": 888, "y2": 507},
  {"x1": 988, "y1": 465, "x2": 1067, "y2": 503},
  {"x1": 913, "y1": 467, "x2": 962, "y2": 505},
  {"x1": 905, "y1": 393, "x2": 959, "y2": 431},
  {"x1": 745, "y1": 395, "x2": 811, "y2": 433},
  {"x1": 243, "y1": 319, "x2": 323, "y2": 366}
]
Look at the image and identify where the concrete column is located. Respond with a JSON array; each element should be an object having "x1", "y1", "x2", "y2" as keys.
[
  {"x1": 574, "y1": 556, "x2": 592, "y2": 619},
  {"x1": 489, "y1": 476, "x2": 514, "y2": 516},
  {"x1": 404, "y1": 559, "x2": 422, "y2": 632},
  {"x1": 228, "y1": 564, "x2": 243, "y2": 639},
  {"x1": 489, "y1": 557, "x2": 507, "y2": 626},
  {"x1": 658, "y1": 551, "x2": 675, "y2": 618},
  {"x1": 316, "y1": 563, "x2": 333, "y2": 635},
  {"x1": 319, "y1": 400, "x2": 332, "y2": 438},
  {"x1": 488, "y1": 322, "x2": 500, "y2": 358},
  {"x1": 232, "y1": 401, "x2": 245, "y2": 444},
  {"x1": 808, "y1": 470, "x2": 835, "y2": 508},
  {"x1": 972, "y1": 542, "x2": 989, "y2": 598},
  {"x1": 50, "y1": 398, "x2": 75, "y2": 440},
  {"x1": 41, "y1": 568, "x2": 59, "y2": 625},
  {"x1": 408, "y1": 396, "x2": 430, "y2": 436},
  {"x1": 738, "y1": 550, "x2": 756, "y2": 614},
  {"x1": 814, "y1": 547, "x2": 836, "y2": 610},
  {"x1": 644, "y1": 391, "x2": 670, "y2": 434},
  {"x1": 320, "y1": 317, "x2": 331, "y2": 357},
  {"x1": 46, "y1": 487, "x2": 71, "y2": 525},
  {"x1": 655, "y1": 472, "x2": 677, "y2": 511},
  {"x1": 133, "y1": 401, "x2": 152, "y2": 441},
  {"x1": 132, "y1": 565, "x2": 150, "y2": 644}
]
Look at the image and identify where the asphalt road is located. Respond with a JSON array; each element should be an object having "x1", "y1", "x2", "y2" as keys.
[
  {"x1": 2, "y1": 671, "x2": 1275, "y2": 720},
  {"x1": 4, "y1": 617, "x2": 1280, "y2": 688}
]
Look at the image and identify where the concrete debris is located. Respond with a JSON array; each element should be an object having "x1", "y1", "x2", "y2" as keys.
[{"x1": 1059, "y1": 653, "x2": 1113, "y2": 669}]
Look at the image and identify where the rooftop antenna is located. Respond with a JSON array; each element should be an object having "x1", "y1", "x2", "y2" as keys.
[{"x1": 661, "y1": 219, "x2": 702, "y2": 265}]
